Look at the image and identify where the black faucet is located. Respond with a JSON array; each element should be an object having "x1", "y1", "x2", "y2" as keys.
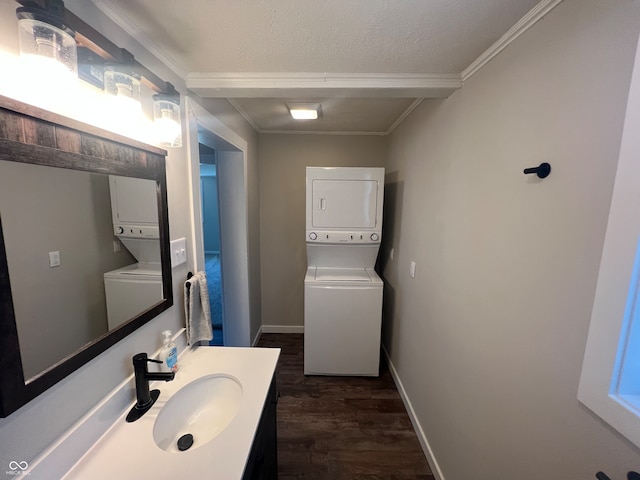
[{"x1": 126, "y1": 352, "x2": 175, "y2": 423}]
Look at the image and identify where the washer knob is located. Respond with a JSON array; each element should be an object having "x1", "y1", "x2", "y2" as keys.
[
  {"x1": 309, "y1": 232, "x2": 317, "y2": 240},
  {"x1": 370, "y1": 233, "x2": 379, "y2": 241},
  {"x1": 116, "y1": 226, "x2": 124, "y2": 234}
]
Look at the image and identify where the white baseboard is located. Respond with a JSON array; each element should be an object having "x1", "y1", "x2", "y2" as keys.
[
  {"x1": 261, "y1": 325, "x2": 305, "y2": 334},
  {"x1": 251, "y1": 325, "x2": 263, "y2": 347},
  {"x1": 382, "y1": 345, "x2": 445, "y2": 480},
  {"x1": 252, "y1": 325, "x2": 304, "y2": 347}
]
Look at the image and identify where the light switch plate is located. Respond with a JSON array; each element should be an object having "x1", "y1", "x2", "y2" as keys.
[
  {"x1": 49, "y1": 251, "x2": 60, "y2": 267},
  {"x1": 170, "y1": 238, "x2": 187, "y2": 268},
  {"x1": 410, "y1": 260, "x2": 416, "y2": 278}
]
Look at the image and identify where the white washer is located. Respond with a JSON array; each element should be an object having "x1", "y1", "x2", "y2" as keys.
[
  {"x1": 304, "y1": 267, "x2": 383, "y2": 376},
  {"x1": 104, "y1": 263, "x2": 163, "y2": 330}
]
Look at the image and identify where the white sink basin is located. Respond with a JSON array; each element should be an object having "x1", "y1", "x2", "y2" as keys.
[{"x1": 153, "y1": 374, "x2": 243, "y2": 453}]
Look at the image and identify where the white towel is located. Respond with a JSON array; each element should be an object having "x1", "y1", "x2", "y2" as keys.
[{"x1": 184, "y1": 272, "x2": 214, "y2": 345}]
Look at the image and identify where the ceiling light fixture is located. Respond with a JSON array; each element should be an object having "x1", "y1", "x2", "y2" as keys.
[{"x1": 287, "y1": 103, "x2": 321, "y2": 120}]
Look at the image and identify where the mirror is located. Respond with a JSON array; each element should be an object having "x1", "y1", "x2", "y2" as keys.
[{"x1": 0, "y1": 95, "x2": 173, "y2": 417}]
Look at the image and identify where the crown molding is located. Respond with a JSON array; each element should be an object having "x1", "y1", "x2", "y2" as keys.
[
  {"x1": 227, "y1": 98, "x2": 261, "y2": 132},
  {"x1": 385, "y1": 98, "x2": 424, "y2": 135},
  {"x1": 187, "y1": 73, "x2": 462, "y2": 98},
  {"x1": 91, "y1": 0, "x2": 189, "y2": 80},
  {"x1": 462, "y1": 0, "x2": 564, "y2": 82},
  {"x1": 258, "y1": 130, "x2": 389, "y2": 136}
]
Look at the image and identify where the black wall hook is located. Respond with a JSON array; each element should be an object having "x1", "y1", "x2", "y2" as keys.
[
  {"x1": 523, "y1": 162, "x2": 551, "y2": 179},
  {"x1": 595, "y1": 471, "x2": 640, "y2": 480}
]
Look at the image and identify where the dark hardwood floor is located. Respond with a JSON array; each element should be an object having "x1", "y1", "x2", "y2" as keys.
[{"x1": 256, "y1": 334, "x2": 434, "y2": 480}]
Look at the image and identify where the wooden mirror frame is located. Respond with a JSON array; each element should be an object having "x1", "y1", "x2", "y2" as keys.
[{"x1": 0, "y1": 95, "x2": 173, "y2": 417}]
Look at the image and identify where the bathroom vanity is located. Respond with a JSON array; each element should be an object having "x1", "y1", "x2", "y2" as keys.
[
  {"x1": 243, "y1": 374, "x2": 278, "y2": 480},
  {"x1": 26, "y1": 345, "x2": 280, "y2": 480}
]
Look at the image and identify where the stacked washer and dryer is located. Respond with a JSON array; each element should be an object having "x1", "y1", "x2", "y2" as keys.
[
  {"x1": 304, "y1": 167, "x2": 385, "y2": 377},
  {"x1": 103, "y1": 176, "x2": 163, "y2": 330}
]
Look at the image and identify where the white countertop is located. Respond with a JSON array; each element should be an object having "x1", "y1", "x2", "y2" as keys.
[{"x1": 61, "y1": 346, "x2": 280, "y2": 480}]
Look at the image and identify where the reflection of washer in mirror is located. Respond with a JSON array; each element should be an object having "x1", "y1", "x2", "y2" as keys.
[
  {"x1": 104, "y1": 176, "x2": 162, "y2": 330},
  {"x1": 104, "y1": 263, "x2": 163, "y2": 330}
]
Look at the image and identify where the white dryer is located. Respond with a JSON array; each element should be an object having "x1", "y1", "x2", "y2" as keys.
[{"x1": 304, "y1": 167, "x2": 385, "y2": 376}]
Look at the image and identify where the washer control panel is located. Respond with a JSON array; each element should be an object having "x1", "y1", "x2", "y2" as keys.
[{"x1": 307, "y1": 230, "x2": 382, "y2": 244}]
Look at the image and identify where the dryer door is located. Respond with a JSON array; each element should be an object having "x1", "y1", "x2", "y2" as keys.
[{"x1": 311, "y1": 179, "x2": 379, "y2": 229}]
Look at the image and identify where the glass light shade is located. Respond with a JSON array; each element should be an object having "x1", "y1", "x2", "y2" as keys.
[
  {"x1": 153, "y1": 94, "x2": 182, "y2": 148},
  {"x1": 17, "y1": 17, "x2": 77, "y2": 75},
  {"x1": 102, "y1": 67, "x2": 145, "y2": 140},
  {"x1": 104, "y1": 67, "x2": 141, "y2": 104}
]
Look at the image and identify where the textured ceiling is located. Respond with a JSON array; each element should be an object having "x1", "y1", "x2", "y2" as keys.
[
  {"x1": 101, "y1": 0, "x2": 540, "y2": 74},
  {"x1": 93, "y1": 0, "x2": 544, "y2": 133}
]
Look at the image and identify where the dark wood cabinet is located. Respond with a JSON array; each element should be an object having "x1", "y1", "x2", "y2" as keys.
[{"x1": 242, "y1": 375, "x2": 278, "y2": 480}]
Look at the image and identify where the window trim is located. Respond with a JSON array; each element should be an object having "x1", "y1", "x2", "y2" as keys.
[{"x1": 578, "y1": 32, "x2": 640, "y2": 448}]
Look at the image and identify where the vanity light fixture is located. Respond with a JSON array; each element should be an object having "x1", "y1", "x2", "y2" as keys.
[
  {"x1": 16, "y1": 0, "x2": 78, "y2": 76},
  {"x1": 14, "y1": 0, "x2": 183, "y2": 148},
  {"x1": 287, "y1": 103, "x2": 321, "y2": 120},
  {"x1": 153, "y1": 91, "x2": 182, "y2": 148}
]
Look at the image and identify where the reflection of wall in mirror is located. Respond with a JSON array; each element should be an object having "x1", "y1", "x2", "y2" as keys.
[{"x1": 0, "y1": 160, "x2": 135, "y2": 380}]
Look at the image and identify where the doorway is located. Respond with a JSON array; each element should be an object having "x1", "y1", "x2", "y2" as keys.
[
  {"x1": 186, "y1": 97, "x2": 252, "y2": 347},
  {"x1": 199, "y1": 143, "x2": 224, "y2": 345}
]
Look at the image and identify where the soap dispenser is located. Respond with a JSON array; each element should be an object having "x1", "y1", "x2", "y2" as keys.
[{"x1": 159, "y1": 330, "x2": 179, "y2": 373}]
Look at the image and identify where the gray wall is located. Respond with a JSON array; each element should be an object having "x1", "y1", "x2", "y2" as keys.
[
  {"x1": 258, "y1": 134, "x2": 387, "y2": 328},
  {"x1": 381, "y1": 1, "x2": 640, "y2": 478}
]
